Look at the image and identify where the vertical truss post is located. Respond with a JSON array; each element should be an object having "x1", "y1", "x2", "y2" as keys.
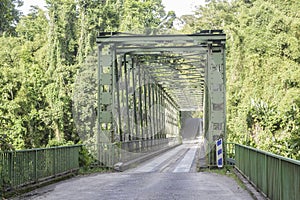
[
  {"x1": 143, "y1": 70, "x2": 148, "y2": 143},
  {"x1": 124, "y1": 54, "x2": 131, "y2": 141},
  {"x1": 132, "y1": 56, "x2": 139, "y2": 141},
  {"x1": 206, "y1": 43, "x2": 226, "y2": 166},
  {"x1": 143, "y1": 70, "x2": 146, "y2": 142},
  {"x1": 155, "y1": 85, "x2": 159, "y2": 139},
  {"x1": 158, "y1": 87, "x2": 162, "y2": 139},
  {"x1": 116, "y1": 56, "x2": 123, "y2": 141},
  {"x1": 165, "y1": 99, "x2": 169, "y2": 137},
  {"x1": 119, "y1": 56, "x2": 127, "y2": 141},
  {"x1": 128, "y1": 57, "x2": 135, "y2": 142},
  {"x1": 148, "y1": 77, "x2": 153, "y2": 146},
  {"x1": 161, "y1": 89, "x2": 166, "y2": 138},
  {"x1": 152, "y1": 82, "x2": 156, "y2": 142},
  {"x1": 127, "y1": 56, "x2": 133, "y2": 141},
  {"x1": 162, "y1": 90, "x2": 166, "y2": 138},
  {"x1": 98, "y1": 44, "x2": 114, "y2": 142},
  {"x1": 138, "y1": 62, "x2": 144, "y2": 142},
  {"x1": 98, "y1": 43, "x2": 115, "y2": 166},
  {"x1": 152, "y1": 84, "x2": 156, "y2": 140}
]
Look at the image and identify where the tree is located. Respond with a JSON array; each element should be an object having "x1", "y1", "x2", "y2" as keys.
[
  {"x1": 76, "y1": 0, "x2": 120, "y2": 64},
  {"x1": 0, "y1": 0, "x2": 23, "y2": 35},
  {"x1": 119, "y1": 0, "x2": 166, "y2": 34},
  {"x1": 45, "y1": 0, "x2": 78, "y2": 143},
  {"x1": 0, "y1": 8, "x2": 52, "y2": 149}
]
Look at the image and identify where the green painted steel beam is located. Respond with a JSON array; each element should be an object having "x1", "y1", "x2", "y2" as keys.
[
  {"x1": 116, "y1": 46, "x2": 208, "y2": 54},
  {"x1": 96, "y1": 33, "x2": 226, "y2": 44}
]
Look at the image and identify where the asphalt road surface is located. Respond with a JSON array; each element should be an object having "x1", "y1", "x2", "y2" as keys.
[{"x1": 14, "y1": 143, "x2": 253, "y2": 200}]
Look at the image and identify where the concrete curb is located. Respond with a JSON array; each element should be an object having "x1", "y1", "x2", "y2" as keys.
[{"x1": 115, "y1": 144, "x2": 181, "y2": 172}]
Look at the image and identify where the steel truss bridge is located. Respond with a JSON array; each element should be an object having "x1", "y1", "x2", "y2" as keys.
[
  {"x1": 96, "y1": 30, "x2": 226, "y2": 167},
  {"x1": 1, "y1": 31, "x2": 299, "y2": 200}
]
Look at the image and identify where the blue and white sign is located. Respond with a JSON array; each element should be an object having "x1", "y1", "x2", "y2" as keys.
[{"x1": 216, "y1": 138, "x2": 223, "y2": 168}]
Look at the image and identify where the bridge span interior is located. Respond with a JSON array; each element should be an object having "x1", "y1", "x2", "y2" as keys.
[{"x1": 96, "y1": 31, "x2": 226, "y2": 167}]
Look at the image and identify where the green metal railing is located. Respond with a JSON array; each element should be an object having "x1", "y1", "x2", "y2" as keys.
[
  {"x1": 0, "y1": 145, "x2": 81, "y2": 194},
  {"x1": 235, "y1": 144, "x2": 300, "y2": 200}
]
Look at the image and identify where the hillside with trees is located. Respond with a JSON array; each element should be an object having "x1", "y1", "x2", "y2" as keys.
[
  {"x1": 182, "y1": 0, "x2": 300, "y2": 159},
  {"x1": 0, "y1": 0, "x2": 299, "y2": 159}
]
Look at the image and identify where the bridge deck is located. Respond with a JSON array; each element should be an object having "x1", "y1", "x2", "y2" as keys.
[{"x1": 15, "y1": 142, "x2": 253, "y2": 200}]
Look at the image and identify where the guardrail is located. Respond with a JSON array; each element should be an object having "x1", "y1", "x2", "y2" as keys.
[
  {"x1": 0, "y1": 145, "x2": 81, "y2": 195},
  {"x1": 235, "y1": 144, "x2": 300, "y2": 200}
]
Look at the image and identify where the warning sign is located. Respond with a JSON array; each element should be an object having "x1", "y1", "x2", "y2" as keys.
[{"x1": 216, "y1": 138, "x2": 223, "y2": 168}]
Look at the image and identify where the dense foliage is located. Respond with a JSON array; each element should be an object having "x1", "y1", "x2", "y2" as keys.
[
  {"x1": 0, "y1": 0, "x2": 171, "y2": 150},
  {"x1": 0, "y1": 0, "x2": 299, "y2": 160},
  {"x1": 0, "y1": 0, "x2": 23, "y2": 35},
  {"x1": 182, "y1": 0, "x2": 300, "y2": 159}
]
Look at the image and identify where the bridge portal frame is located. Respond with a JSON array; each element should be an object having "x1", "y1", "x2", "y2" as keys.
[{"x1": 96, "y1": 31, "x2": 226, "y2": 166}]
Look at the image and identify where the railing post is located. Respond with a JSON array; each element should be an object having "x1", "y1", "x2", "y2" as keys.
[
  {"x1": 265, "y1": 153, "x2": 268, "y2": 196},
  {"x1": 279, "y1": 158, "x2": 282, "y2": 200},
  {"x1": 294, "y1": 164, "x2": 297, "y2": 200},
  {"x1": 0, "y1": 152, "x2": 3, "y2": 198},
  {"x1": 255, "y1": 149, "x2": 258, "y2": 184},
  {"x1": 10, "y1": 152, "x2": 14, "y2": 188},
  {"x1": 34, "y1": 149, "x2": 37, "y2": 182},
  {"x1": 247, "y1": 147, "x2": 250, "y2": 179},
  {"x1": 53, "y1": 147, "x2": 56, "y2": 177}
]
